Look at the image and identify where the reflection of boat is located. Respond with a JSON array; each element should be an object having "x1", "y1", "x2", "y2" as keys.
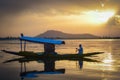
[
  {"x1": 19, "y1": 59, "x2": 65, "y2": 80},
  {"x1": 3, "y1": 55, "x2": 99, "y2": 80}
]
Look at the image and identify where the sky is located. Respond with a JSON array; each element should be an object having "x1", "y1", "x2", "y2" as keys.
[{"x1": 0, "y1": 0, "x2": 120, "y2": 37}]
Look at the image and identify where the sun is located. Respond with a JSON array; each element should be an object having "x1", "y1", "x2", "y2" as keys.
[{"x1": 84, "y1": 10, "x2": 115, "y2": 24}]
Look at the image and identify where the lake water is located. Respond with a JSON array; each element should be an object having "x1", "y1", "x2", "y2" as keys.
[{"x1": 0, "y1": 39, "x2": 120, "y2": 80}]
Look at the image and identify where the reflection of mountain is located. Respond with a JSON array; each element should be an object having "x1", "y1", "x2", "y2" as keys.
[{"x1": 36, "y1": 30, "x2": 99, "y2": 39}]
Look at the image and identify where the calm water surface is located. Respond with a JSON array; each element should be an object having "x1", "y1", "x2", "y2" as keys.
[{"x1": 0, "y1": 39, "x2": 120, "y2": 80}]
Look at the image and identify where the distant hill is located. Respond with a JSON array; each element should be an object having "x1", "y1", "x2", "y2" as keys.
[{"x1": 36, "y1": 30, "x2": 100, "y2": 39}]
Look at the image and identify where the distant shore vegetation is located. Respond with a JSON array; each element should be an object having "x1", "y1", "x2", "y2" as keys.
[
  {"x1": 0, "y1": 37, "x2": 19, "y2": 40},
  {"x1": 0, "y1": 36, "x2": 120, "y2": 40}
]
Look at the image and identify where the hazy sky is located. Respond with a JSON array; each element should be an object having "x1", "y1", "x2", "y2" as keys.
[{"x1": 0, "y1": 0, "x2": 120, "y2": 37}]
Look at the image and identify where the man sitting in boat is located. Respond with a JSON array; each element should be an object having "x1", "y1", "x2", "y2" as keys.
[
  {"x1": 76, "y1": 44, "x2": 83, "y2": 55},
  {"x1": 44, "y1": 43, "x2": 57, "y2": 55}
]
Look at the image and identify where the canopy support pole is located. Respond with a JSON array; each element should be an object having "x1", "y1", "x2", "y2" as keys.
[
  {"x1": 20, "y1": 40, "x2": 23, "y2": 51},
  {"x1": 24, "y1": 41, "x2": 26, "y2": 51}
]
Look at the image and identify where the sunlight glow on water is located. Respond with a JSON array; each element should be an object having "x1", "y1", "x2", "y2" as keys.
[
  {"x1": 0, "y1": 39, "x2": 120, "y2": 80},
  {"x1": 102, "y1": 53, "x2": 114, "y2": 64},
  {"x1": 101, "y1": 52, "x2": 115, "y2": 71}
]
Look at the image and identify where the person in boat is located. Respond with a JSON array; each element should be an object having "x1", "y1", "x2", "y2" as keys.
[
  {"x1": 44, "y1": 43, "x2": 57, "y2": 55},
  {"x1": 76, "y1": 44, "x2": 83, "y2": 55}
]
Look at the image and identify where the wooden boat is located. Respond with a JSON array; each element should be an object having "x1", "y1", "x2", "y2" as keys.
[
  {"x1": 2, "y1": 50, "x2": 103, "y2": 61},
  {"x1": 2, "y1": 34, "x2": 104, "y2": 61}
]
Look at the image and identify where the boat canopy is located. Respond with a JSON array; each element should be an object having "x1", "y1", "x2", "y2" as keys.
[{"x1": 20, "y1": 35, "x2": 65, "y2": 45}]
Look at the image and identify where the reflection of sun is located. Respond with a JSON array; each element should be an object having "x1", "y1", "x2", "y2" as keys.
[
  {"x1": 84, "y1": 10, "x2": 115, "y2": 24},
  {"x1": 103, "y1": 53, "x2": 114, "y2": 64},
  {"x1": 102, "y1": 53, "x2": 115, "y2": 71}
]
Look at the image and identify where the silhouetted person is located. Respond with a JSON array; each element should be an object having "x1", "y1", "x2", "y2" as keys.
[
  {"x1": 44, "y1": 43, "x2": 57, "y2": 54},
  {"x1": 76, "y1": 44, "x2": 83, "y2": 55}
]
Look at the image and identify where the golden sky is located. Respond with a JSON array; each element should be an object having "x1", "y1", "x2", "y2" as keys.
[{"x1": 0, "y1": 0, "x2": 120, "y2": 37}]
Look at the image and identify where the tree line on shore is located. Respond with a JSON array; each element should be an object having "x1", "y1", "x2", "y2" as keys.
[{"x1": 0, "y1": 36, "x2": 120, "y2": 40}]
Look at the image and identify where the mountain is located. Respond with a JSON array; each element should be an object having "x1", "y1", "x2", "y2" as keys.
[{"x1": 36, "y1": 30, "x2": 100, "y2": 39}]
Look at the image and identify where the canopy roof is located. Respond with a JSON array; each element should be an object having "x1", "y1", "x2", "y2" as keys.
[{"x1": 20, "y1": 35, "x2": 65, "y2": 45}]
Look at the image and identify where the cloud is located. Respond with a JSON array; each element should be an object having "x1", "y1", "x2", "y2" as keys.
[
  {"x1": 1, "y1": 0, "x2": 120, "y2": 25},
  {"x1": 0, "y1": 0, "x2": 99, "y2": 17},
  {"x1": 0, "y1": 0, "x2": 120, "y2": 17},
  {"x1": 0, "y1": 0, "x2": 120, "y2": 37}
]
